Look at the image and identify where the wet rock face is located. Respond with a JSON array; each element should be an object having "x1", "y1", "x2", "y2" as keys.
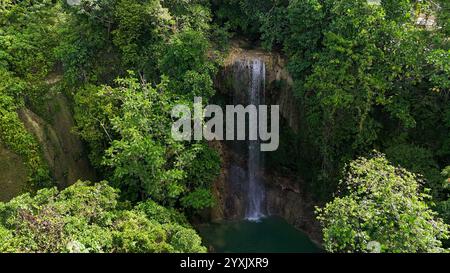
[
  {"x1": 208, "y1": 139, "x2": 323, "y2": 244},
  {"x1": 1, "y1": 92, "x2": 96, "y2": 201},
  {"x1": 209, "y1": 140, "x2": 247, "y2": 221},
  {"x1": 209, "y1": 43, "x2": 322, "y2": 243},
  {"x1": 226, "y1": 164, "x2": 247, "y2": 218},
  {"x1": 0, "y1": 145, "x2": 27, "y2": 202},
  {"x1": 18, "y1": 93, "x2": 96, "y2": 188},
  {"x1": 214, "y1": 42, "x2": 300, "y2": 132},
  {"x1": 265, "y1": 176, "x2": 323, "y2": 244}
]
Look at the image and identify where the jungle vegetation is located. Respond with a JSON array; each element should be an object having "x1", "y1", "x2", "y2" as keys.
[{"x1": 0, "y1": 0, "x2": 449, "y2": 252}]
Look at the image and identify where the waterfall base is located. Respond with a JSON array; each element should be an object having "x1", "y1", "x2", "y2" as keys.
[
  {"x1": 197, "y1": 216, "x2": 321, "y2": 253},
  {"x1": 245, "y1": 214, "x2": 266, "y2": 222}
]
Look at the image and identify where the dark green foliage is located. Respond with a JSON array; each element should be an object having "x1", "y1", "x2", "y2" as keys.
[
  {"x1": 381, "y1": 0, "x2": 412, "y2": 22},
  {"x1": 437, "y1": 0, "x2": 450, "y2": 36},
  {"x1": 253, "y1": 0, "x2": 450, "y2": 203},
  {"x1": 112, "y1": 0, "x2": 172, "y2": 77},
  {"x1": 385, "y1": 144, "x2": 442, "y2": 198},
  {"x1": 159, "y1": 29, "x2": 217, "y2": 99},
  {"x1": 162, "y1": 0, "x2": 212, "y2": 32},
  {"x1": 0, "y1": 0, "x2": 58, "y2": 86},
  {"x1": 56, "y1": 0, "x2": 120, "y2": 85},
  {"x1": 211, "y1": 0, "x2": 284, "y2": 41},
  {"x1": 266, "y1": 122, "x2": 302, "y2": 173}
]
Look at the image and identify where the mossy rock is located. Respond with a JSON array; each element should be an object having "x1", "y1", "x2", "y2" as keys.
[{"x1": 0, "y1": 144, "x2": 27, "y2": 202}]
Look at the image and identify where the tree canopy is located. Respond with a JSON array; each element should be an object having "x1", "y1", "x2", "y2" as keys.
[
  {"x1": 317, "y1": 153, "x2": 449, "y2": 253},
  {"x1": 0, "y1": 181, "x2": 206, "y2": 253},
  {"x1": 0, "y1": 0, "x2": 449, "y2": 253}
]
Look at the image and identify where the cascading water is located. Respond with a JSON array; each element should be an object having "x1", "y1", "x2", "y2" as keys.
[
  {"x1": 246, "y1": 59, "x2": 266, "y2": 221},
  {"x1": 232, "y1": 58, "x2": 266, "y2": 221},
  {"x1": 198, "y1": 56, "x2": 321, "y2": 253}
]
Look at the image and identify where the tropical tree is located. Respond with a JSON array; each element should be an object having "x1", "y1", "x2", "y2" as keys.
[
  {"x1": 317, "y1": 153, "x2": 449, "y2": 253},
  {"x1": 75, "y1": 74, "x2": 219, "y2": 209}
]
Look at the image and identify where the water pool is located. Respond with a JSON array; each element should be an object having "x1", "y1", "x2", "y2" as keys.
[{"x1": 197, "y1": 216, "x2": 322, "y2": 253}]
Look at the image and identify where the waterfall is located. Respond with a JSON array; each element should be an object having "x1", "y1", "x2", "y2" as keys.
[{"x1": 233, "y1": 58, "x2": 266, "y2": 221}]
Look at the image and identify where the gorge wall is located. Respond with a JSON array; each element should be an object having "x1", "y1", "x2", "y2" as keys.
[
  {"x1": 0, "y1": 144, "x2": 28, "y2": 201},
  {"x1": 18, "y1": 92, "x2": 97, "y2": 189},
  {"x1": 215, "y1": 40, "x2": 300, "y2": 132},
  {"x1": 0, "y1": 87, "x2": 96, "y2": 202},
  {"x1": 209, "y1": 41, "x2": 323, "y2": 244}
]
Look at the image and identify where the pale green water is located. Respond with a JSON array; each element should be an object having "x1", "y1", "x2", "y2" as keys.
[{"x1": 198, "y1": 217, "x2": 321, "y2": 253}]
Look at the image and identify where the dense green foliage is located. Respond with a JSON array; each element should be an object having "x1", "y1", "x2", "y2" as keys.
[
  {"x1": 75, "y1": 75, "x2": 219, "y2": 208},
  {"x1": 213, "y1": 0, "x2": 450, "y2": 220},
  {"x1": 0, "y1": 181, "x2": 206, "y2": 253},
  {"x1": 53, "y1": 0, "x2": 222, "y2": 209},
  {"x1": 214, "y1": 0, "x2": 450, "y2": 194},
  {"x1": 317, "y1": 153, "x2": 449, "y2": 253},
  {"x1": 212, "y1": 0, "x2": 450, "y2": 250},
  {"x1": 1, "y1": 0, "x2": 219, "y2": 253},
  {"x1": 0, "y1": 0, "x2": 57, "y2": 188},
  {"x1": 1, "y1": 0, "x2": 449, "y2": 253},
  {"x1": 57, "y1": 0, "x2": 215, "y2": 85}
]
